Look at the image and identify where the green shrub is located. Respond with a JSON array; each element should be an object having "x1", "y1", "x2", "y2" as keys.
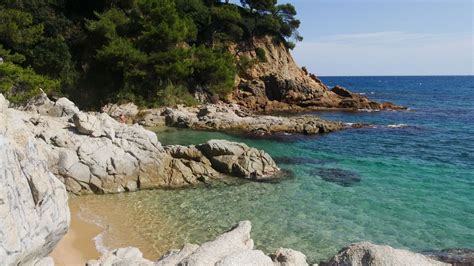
[
  {"x1": 255, "y1": 47, "x2": 267, "y2": 62},
  {"x1": 156, "y1": 82, "x2": 198, "y2": 107},
  {"x1": 0, "y1": 62, "x2": 59, "y2": 104}
]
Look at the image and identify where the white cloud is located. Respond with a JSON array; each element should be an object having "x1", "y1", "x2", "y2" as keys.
[{"x1": 291, "y1": 31, "x2": 473, "y2": 76}]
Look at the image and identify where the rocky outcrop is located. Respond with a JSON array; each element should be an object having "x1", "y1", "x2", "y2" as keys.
[
  {"x1": 271, "y1": 248, "x2": 309, "y2": 266},
  {"x1": 158, "y1": 104, "x2": 345, "y2": 136},
  {"x1": 196, "y1": 140, "x2": 279, "y2": 179},
  {"x1": 0, "y1": 136, "x2": 70, "y2": 265},
  {"x1": 1, "y1": 93, "x2": 280, "y2": 195},
  {"x1": 88, "y1": 221, "x2": 305, "y2": 266},
  {"x1": 20, "y1": 92, "x2": 79, "y2": 117},
  {"x1": 231, "y1": 36, "x2": 403, "y2": 112},
  {"x1": 101, "y1": 102, "x2": 140, "y2": 123},
  {"x1": 322, "y1": 242, "x2": 449, "y2": 266},
  {"x1": 88, "y1": 221, "x2": 452, "y2": 266}
]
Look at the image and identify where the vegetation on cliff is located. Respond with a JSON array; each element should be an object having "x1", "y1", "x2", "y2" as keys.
[{"x1": 0, "y1": 0, "x2": 301, "y2": 107}]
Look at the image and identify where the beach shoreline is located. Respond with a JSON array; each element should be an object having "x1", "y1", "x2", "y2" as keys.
[{"x1": 50, "y1": 201, "x2": 103, "y2": 265}]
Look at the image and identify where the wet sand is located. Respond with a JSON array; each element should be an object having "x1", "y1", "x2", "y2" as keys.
[{"x1": 50, "y1": 201, "x2": 102, "y2": 265}]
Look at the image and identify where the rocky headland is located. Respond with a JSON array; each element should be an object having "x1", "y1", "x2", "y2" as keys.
[
  {"x1": 229, "y1": 36, "x2": 405, "y2": 112},
  {"x1": 103, "y1": 99, "x2": 377, "y2": 137},
  {"x1": 1, "y1": 93, "x2": 466, "y2": 266}
]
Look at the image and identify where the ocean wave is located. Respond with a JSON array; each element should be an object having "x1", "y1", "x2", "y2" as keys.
[
  {"x1": 387, "y1": 124, "x2": 409, "y2": 128},
  {"x1": 357, "y1": 108, "x2": 381, "y2": 112},
  {"x1": 77, "y1": 206, "x2": 110, "y2": 254}
]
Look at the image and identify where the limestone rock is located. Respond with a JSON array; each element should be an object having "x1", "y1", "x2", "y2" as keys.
[
  {"x1": 160, "y1": 103, "x2": 344, "y2": 136},
  {"x1": 102, "y1": 102, "x2": 140, "y2": 123},
  {"x1": 156, "y1": 244, "x2": 200, "y2": 266},
  {"x1": 271, "y1": 248, "x2": 309, "y2": 266},
  {"x1": 21, "y1": 92, "x2": 79, "y2": 117},
  {"x1": 0, "y1": 93, "x2": 9, "y2": 112},
  {"x1": 215, "y1": 250, "x2": 274, "y2": 266},
  {"x1": 87, "y1": 247, "x2": 155, "y2": 266},
  {"x1": 137, "y1": 109, "x2": 166, "y2": 127},
  {"x1": 1, "y1": 94, "x2": 281, "y2": 194},
  {"x1": 197, "y1": 140, "x2": 280, "y2": 179},
  {"x1": 0, "y1": 137, "x2": 70, "y2": 265},
  {"x1": 175, "y1": 221, "x2": 255, "y2": 265},
  {"x1": 322, "y1": 242, "x2": 449, "y2": 266}
]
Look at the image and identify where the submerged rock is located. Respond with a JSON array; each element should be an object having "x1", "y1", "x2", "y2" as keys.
[
  {"x1": 309, "y1": 168, "x2": 361, "y2": 187},
  {"x1": 274, "y1": 156, "x2": 334, "y2": 165},
  {"x1": 0, "y1": 137, "x2": 70, "y2": 265},
  {"x1": 422, "y1": 249, "x2": 474, "y2": 266},
  {"x1": 322, "y1": 242, "x2": 449, "y2": 266}
]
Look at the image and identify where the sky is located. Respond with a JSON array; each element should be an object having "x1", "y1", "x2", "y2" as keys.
[{"x1": 233, "y1": 0, "x2": 474, "y2": 76}]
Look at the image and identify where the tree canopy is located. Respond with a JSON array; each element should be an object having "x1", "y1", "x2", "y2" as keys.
[{"x1": 0, "y1": 0, "x2": 302, "y2": 107}]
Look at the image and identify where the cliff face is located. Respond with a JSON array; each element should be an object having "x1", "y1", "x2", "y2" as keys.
[
  {"x1": 231, "y1": 36, "x2": 402, "y2": 112},
  {"x1": 0, "y1": 94, "x2": 70, "y2": 265}
]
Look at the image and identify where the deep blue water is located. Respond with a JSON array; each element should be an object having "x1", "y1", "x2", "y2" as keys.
[{"x1": 80, "y1": 76, "x2": 474, "y2": 262}]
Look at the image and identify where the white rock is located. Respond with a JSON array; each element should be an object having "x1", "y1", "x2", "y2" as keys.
[
  {"x1": 324, "y1": 242, "x2": 449, "y2": 266},
  {"x1": 271, "y1": 248, "x2": 309, "y2": 266},
  {"x1": 178, "y1": 221, "x2": 254, "y2": 265},
  {"x1": 0, "y1": 137, "x2": 70, "y2": 265},
  {"x1": 216, "y1": 250, "x2": 274, "y2": 266}
]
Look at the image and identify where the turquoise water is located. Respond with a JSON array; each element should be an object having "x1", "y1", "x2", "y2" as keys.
[{"x1": 84, "y1": 76, "x2": 474, "y2": 263}]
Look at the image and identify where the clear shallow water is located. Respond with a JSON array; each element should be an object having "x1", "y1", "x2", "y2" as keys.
[{"x1": 76, "y1": 76, "x2": 474, "y2": 263}]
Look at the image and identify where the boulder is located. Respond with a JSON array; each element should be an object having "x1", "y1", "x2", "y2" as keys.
[
  {"x1": 322, "y1": 242, "x2": 449, "y2": 266},
  {"x1": 179, "y1": 221, "x2": 254, "y2": 265},
  {"x1": 21, "y1": 92, "x2": 79, "y2": 117},
  {"x1": 197, "y1": 140, "x2": 280, "y2": 179},
  {"x1": 271, "y1": 248, "x2": 309, "y2": 266},
  {"x1": 102, "y1": 102, "x2": 139, "y2": 123},
  {"x1": 86, "y1": 247, "x2": 154, "y2": 266},
  {"x1": 215, "y1": 250, "x2": 274, "y2": 266},
  {"x1": 0, "y1": 137, "x2": 70, "y2": 265},
  {"x1": 331, "y1": 86, "x2": 353, "y2": 98}
]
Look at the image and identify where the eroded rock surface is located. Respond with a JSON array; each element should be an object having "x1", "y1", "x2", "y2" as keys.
[
  {"x1": 1, "y1": 94, "x2": 280, "y2": 195},
  {"x1": 322, "y1": 242, "x2": 449, "y2": 266},
  {"x1": 0, "y1": 136, "x2": 70, "y2": 265},
  {"x1": 88, "y1": 221, "x2": 303, "y2": 266},
  {"x1": 87, "y1": 222, "x2": 451, "y2": 266},
  {"x1": 157, "y1": 104, "x2": 345, "y2": 136},
  {"x1": 422, "y1": 249, "x2": 474, "y2": 266},
  {"x1": 231, "y1": 36, "x2": 404, "y2": 112}
]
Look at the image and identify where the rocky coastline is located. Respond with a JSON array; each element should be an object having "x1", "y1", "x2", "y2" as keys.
[
  {"x1": 103, "y1": 102, "x2": 366, "y2": 136},
  {"x1": 1, "y1": 93, "x2": 469, "y2": 266}
]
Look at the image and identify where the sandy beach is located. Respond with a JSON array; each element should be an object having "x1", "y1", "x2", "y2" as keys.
[{"x1": 50, "y1": 202, "x2": 102, "y2": 265}]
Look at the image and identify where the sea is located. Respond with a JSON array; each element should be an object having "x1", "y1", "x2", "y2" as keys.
[{"x1": 73, "y1": 76, "x2": 474, "y2": 263}]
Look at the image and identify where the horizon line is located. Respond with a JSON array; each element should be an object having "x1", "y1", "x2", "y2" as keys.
[{"x1": 318, "y1": 74, "x2": 474, "y2": 77}]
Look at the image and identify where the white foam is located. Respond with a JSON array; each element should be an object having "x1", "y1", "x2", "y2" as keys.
[
  {"x1": 77, "y1": 207, "x2": 111, "y2": 255},
  {"x1": 387, "y1": 124, "x2": 408, "y2": 128}
]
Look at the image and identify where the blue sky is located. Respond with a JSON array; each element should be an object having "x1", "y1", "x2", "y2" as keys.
[{"x1": 233, "y1": 0, "x2": 473, "y2": 76}]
